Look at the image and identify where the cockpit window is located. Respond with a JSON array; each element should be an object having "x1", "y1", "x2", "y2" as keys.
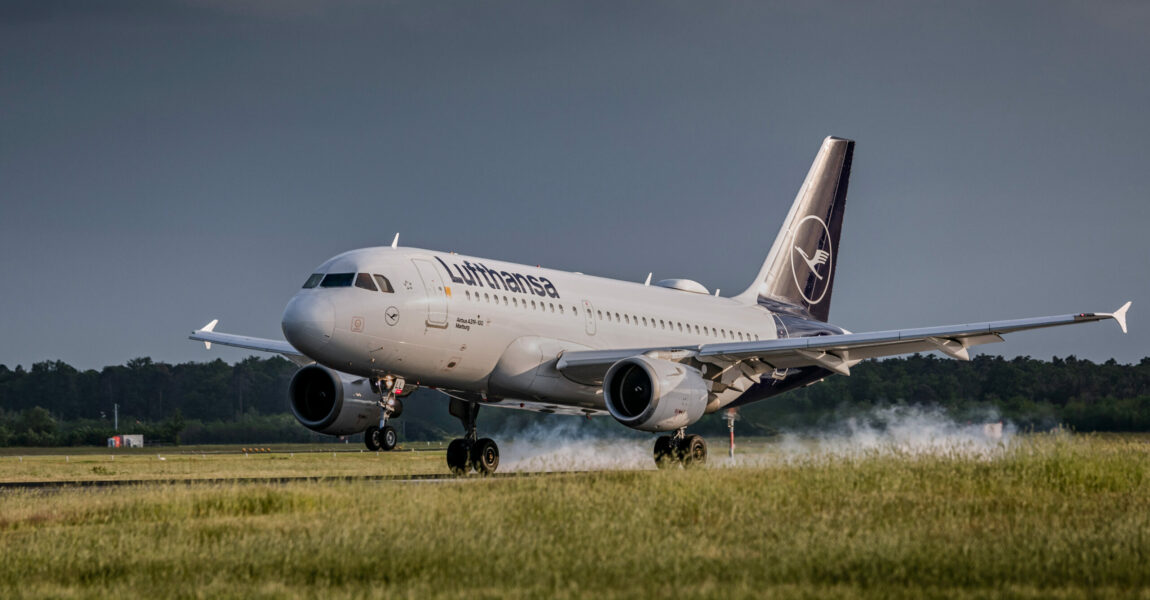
[
  {"x1": 320, "y1": 273, "x2": 355, "y2": 287},
  {"x1": 373, "y1": 274, "x2": 394, "y2": 293},
  {"x1": 302, "y1": 274, "x2": 323, "y2": 289},
  {"x1": 354, "y1": 273, "x2": 378, "y2": 291}
]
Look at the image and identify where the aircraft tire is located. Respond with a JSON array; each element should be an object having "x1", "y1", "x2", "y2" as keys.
[
  {"x1": 681, "y1": 435, "x2": 707, "y2": 467},
  {"x1": 653, "y1": 436, "x2": 676, "y2": 469},
  {"x1": 446, "y1": 439, "x2": 472, "y2": 475},
  {"x1": 470, "y1": 438, "x2": 500, "y2": 475},
  {"x1": 364, "y1": 426, "x2": 381, "y2": 452},
  {"x1": 380, "y1": 425, "x2": 398, "y2": 451}
]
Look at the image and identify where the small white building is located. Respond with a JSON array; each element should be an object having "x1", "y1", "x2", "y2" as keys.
[{"x1": 107, "y1": 434, "x2": 144, "y2": 448}]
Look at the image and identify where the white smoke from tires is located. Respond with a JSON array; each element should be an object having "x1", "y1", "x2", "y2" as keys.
[
  {"x1": 496, "y1": 419, "x2": 654, "y2": 472},
  {"x1": 492, "y1": 405, "x2": 1014, "y2": 472}
]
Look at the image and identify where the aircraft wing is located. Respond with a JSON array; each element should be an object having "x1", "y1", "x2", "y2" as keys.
[
  {"x1": 557, "y1": 302, "x2": 1131, "y2": 385},
  {"x1": 189, "y1": 320, "x2": 313, "y2": 366}
]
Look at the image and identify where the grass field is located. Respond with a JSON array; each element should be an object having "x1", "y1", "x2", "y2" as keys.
[
  {"x1": 0, "y1": 443, "x2": 450, "y2": 482},
  {"x1": 1, "y1": 434, "x2": 1148, "y2": 599}
]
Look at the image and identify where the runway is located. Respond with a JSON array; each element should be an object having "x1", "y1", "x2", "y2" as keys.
[{"x1": 0, "y1": 471, "x2": 583, "y2": 491}]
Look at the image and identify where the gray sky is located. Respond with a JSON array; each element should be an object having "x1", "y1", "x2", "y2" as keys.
[{"x1": 2, "y1": 0, "x2": 1147, "y2": 370}]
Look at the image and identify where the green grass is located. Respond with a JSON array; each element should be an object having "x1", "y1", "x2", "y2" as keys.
[
  {"x1": 0, "y1": 444, "x2": 448, "y2": 482},
  {"x1": 1, "y1": 434, "x2": 1148, "y2": 598}
]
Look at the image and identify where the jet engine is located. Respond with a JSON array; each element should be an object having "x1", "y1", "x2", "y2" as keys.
[
  {"x1": 288, "y1": 365, "x2": 381, "y2": 436},
  {"x1": 602, "y1": 356, "x2": 709, "y2": 432}
]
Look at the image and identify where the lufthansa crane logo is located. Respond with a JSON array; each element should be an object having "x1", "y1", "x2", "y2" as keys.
[
  {"x1": 795, "y1": 247, "x2": 830, "y2": 278},
  {"x1": 789, "y1": 215, "x2": 833, "y2": 305}
]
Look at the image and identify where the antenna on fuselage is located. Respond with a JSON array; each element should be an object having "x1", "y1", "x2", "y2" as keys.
[
  {"x1": 644, "y1": 272, "x2": 652, "y2": 286},
  {"x1": 714, "y1": 289, "x2": 721, "y2": 296},
  {"x1": 391, "y1": 233, "x2": 399, "y2": 249}
]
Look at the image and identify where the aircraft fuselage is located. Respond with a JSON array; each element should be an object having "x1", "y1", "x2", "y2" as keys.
[{"x1": 281, "y1": 246, "x2": 837, "y2": 412}]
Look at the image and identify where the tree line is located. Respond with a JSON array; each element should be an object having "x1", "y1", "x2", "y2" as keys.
[{"x1": 0, "y1": 354, "x2": 1148, "y2": 446}]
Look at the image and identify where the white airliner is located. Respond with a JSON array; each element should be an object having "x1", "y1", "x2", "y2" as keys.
[{"x1": 191, "y1": 137, "x2": 1131, "y2": 474}]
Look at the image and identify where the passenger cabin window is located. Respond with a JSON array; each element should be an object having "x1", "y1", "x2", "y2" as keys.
[
  {"x1": 320, "y1": 273, "x2": 354, "y2": 288},
  {"x1": 373, "y1": 274, "x2": 395, "y2": 293},
  {"x1": 302, "y1": 274, "x2": 323, "y2": 288},
  {"x1": 355, "y1": 273, "x2": 378, "y2": 291}
]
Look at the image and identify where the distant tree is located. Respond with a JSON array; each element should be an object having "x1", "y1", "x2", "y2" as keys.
[
  {"x1": 17, "y1": 406, "x2": 59, "y2": 446},
  {"x1": 162, "y1": 409, "x2": 186, "y2": 445}
]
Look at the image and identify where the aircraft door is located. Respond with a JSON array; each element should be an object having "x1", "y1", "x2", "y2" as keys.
[
  {"x1": 582, "y1": 299, "x2": 596, "y2": 335},
  {"x1": 412, "y1": 259, "x2": 449, "y2": 328}
]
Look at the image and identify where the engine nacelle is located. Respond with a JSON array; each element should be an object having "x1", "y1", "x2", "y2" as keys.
[
  {"x1": 288, "y1": 365, "x2": 381, "y2": 436},
  {"x1": 603, "y1": 356, "x2": 708, "y2": 432}
]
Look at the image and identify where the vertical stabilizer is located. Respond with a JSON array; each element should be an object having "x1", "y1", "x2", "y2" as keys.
[{"x1": 734, "y1": 137, "x2": 854, "y2": 322}]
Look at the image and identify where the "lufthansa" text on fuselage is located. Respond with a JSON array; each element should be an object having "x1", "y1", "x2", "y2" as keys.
[{"x1": 436, "y1": 257, "x2": 560, "y2": 298}]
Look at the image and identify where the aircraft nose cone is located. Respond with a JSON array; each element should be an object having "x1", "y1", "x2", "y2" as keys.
[{"x1": 282, "y1": 294, "x2": 335, "y2": 356}]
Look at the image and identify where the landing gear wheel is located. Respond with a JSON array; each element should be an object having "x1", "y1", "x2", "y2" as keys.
[
  {"x1": 653, "y1": 436, "x2": 676, "y2": 469},
  {"x1": 380, "y1": 425, "x2": 398, "y2": 451},
  {"x1": 681, "y1": 434, "x2": 707, "y2": 467},
  {"x1": 365, "y1": 426, "x2": 381, "y2": 451},
  {"x1": 446, "y1": 439, "x2": 472, "y2": 475},
  {"x1": 470, "y1": 438, "x2": 500, "y2": 475}
]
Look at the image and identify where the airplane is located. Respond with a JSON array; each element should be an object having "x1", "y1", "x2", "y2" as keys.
[{"x1": 190, "y1": 136, "x2": 1131, "y2": 475}]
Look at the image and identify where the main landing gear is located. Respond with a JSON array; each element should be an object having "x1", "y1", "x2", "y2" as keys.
[
  {"x1": 653, "y1": 429, "x2": 707, "y2": 468},
  {"x1": 445, "y1": 398, "x2": 500, "y2": 476},
  {"x1": 365, "y1": 377, "x2": 406, "y2": 452}
]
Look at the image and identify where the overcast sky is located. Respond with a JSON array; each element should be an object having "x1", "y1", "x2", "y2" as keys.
[{"x1": 1, "y1": 0, "x2": 1147, "y2": 371}]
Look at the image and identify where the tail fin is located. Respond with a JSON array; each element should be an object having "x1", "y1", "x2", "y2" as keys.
[{"x1": 734, "y1": 136, "x2": 854, "y2": 322}]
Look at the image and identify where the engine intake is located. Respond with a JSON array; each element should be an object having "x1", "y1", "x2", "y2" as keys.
[
  {"x1": 288, "y1": 365, "x2": 381, "y2": 436},
  {"x1": 603, "y1": 356, "x2": 708, "y2": 432}
]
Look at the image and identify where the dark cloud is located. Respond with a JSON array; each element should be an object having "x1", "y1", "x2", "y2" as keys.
[{"x1": 1, "y1": 1, "x2": 1146, "y2": 369}]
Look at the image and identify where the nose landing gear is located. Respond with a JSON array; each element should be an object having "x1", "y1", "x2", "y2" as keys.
[
  {"x1": 364, "y1": 377, "x2": 405, "y2": 452},
  {"x1": 654, "y1": 429, "x2": 707, "y2": 468}
]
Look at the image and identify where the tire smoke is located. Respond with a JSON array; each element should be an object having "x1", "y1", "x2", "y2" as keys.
[
  {"x1": 762, "y1": 405, "x2": 1014, "y2": 462},
  {"x1": 494, "y1": 406, "x2": 1014, "y2": 472},
  {"x1": 496, "y1": 420, "x2": 654, "y2": 472}
]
